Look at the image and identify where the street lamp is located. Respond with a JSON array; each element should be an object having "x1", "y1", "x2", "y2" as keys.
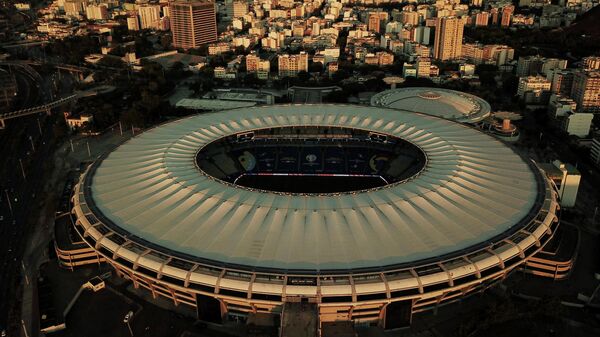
[
  {"x1": 4, "y1": 190, "x2": 12, "y2": 217},
  {"x1": 123, "y1": 310, "x2": 134, "y2": 336}
]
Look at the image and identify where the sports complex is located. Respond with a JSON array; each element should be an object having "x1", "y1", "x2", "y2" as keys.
[
  {"x1": 370, "y1": 87, "x2": 492, "y2": 124},
  {"x1": 70, "y1": 104, "x2": 560, "y2": 329}
]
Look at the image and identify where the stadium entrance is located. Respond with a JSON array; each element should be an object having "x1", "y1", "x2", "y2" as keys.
[{"x1": 196, "y1": 126, "x2": 426, "y2": 194}]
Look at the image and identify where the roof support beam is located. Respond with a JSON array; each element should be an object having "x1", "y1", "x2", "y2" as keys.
[
  {"x1": 133, "y1": 249, "x2": 151, "y2": 270},
  {"x1": 409, "y1": 269, "x2": 423, "y2": 294},
  {"x1": 438, "y1": 263, "x2": 454, "y2": 287},
  {"x1": 112, "y1": 240, "x2": 131, "y2": 260},
  {"x1": 486, "y1": 248, "x2": 505, "y2": 269},
  {"x1": 94, "y1": 231, "x2": 113, "y2": 250},
  {"x1": 463, "y1": 256, "x2": 481, "y2": 279},
  {"x1": 504, "y1": 239, "x2": 525, "y2": 259},
  {"x1": 380, "y1": 273, "x2": 391, "y2": 299},
  {"x1": 215, "y1": 269, "x2": 226, "y2": 294},
  {"x1": 157, "y1": 257, "x2": 172, "y2": 279},
  {"x1": 184, "y1": 264, "x2": 199, "y2": 288}
]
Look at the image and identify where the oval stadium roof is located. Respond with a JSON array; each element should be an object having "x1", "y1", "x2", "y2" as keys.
[
  {"x1": 86, "y1": 104, "x2": 540, "y2": 271},
  {"x1": 370, "y1": 87, "x2": 492, "y2": 123}
]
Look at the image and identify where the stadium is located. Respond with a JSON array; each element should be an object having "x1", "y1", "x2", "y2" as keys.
[
  {"x1": 71, "y1": 104, "x2": 559, "y2": 329},
  {"x1": 370, "y1": 87, "x2": 492, "y2": 124}
]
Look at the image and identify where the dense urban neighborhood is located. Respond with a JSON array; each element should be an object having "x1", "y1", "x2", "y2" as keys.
[{"x1": 1, "y1": 0, "x2": 600, "y2": 336}]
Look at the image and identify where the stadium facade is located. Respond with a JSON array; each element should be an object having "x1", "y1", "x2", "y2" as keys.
[{"x1": 71, "y1": 105, "x2": 559, "y2": 329}]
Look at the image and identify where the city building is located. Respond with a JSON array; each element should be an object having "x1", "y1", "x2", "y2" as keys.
[
  {"x1": 278, "y1": 52, "x2": 308, "y2": 77},
  {"x1": 582, "y1": 56, "x2": 600, "y2": 70},
  {"x1": 64, "y1": 0, "x2": 85, "y2": 17},
  {"x1": 433, "y1": 16, "x2": 464, "y2": 61},
  {"x1": 517, "y1": 75, "x2": 552, "y2": 104},
  {"x1": 138, "y1": 5, "x2": 162, "y2": 30},
  {"x1": 571, "y1": 70, "x2": 600, "y2": 112},
  {"x1": 539, "y1": 160, "x2": 581, "y2": 207},
  {"x1": 500, "y1": 5, "x2": 514, "y2": 27},
  {"x1": 71, "y1": 105, "x2": 558, "y2": 328},
  {"x1": 170, "y1": 0, "x2": 217, "y2": 49},
  {"x1": 472, "y1": 11, "x2": 490, "y2": 26},
  {"x1": 591, "y1": 137, "x2": 600, "y2": 167},
  {"x1": 127, "y1": 16, "x2": 140, "y2": 31},
  {"x1": 328, "y1": 62, "x2": 338, "y2": 77},
  {"x1": 548, "y1": 94, "x2": 593, "y2": 137},
  {"x1": 516, "y1": 56, "x2": 567, "y2": 77},
  {"x1": 550, "y1": 69, "x2": 574, "y2": 96},
  {"x1": 364, "y1": 52, "x2": 394, "y2": 66},
  {"x1": 85, "y1": 4, "x2": 108, "y2": 21},
  {"x1": 214, "y1": 66, "x2": 237, "y2": 79},
  {"x1": 368, "y1": 12, "x2": 381, "y2": 33},
  {"x1": 416, "y1": 57, "x2": 431, "y2": 78},
  {"x1": 246, "y1": 53, "x2": 270, "y2": 80},
  {"x1": 402, "y1": 63, "x2": 417, "y2": 77},
  {"x1": 208, "y1": 42, "x2": 231, "y2": 55},
  {"x1": 63, "y1": 112, "x2": 93, "y2": 130},
  {"x1": 226, "y1": 0, "x2": 248, "y2": 20}
]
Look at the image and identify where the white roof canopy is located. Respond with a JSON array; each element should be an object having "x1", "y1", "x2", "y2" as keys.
[{"x1": 89, "y1": 104, "x2": 540, "y2": 271}]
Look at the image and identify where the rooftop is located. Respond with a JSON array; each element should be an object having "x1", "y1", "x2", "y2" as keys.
[
  {"x1": 370, "y1": 87, "x2": 491, "y2": 123},
  {"x1": 82, "y1": 104, "x2": 543, "y2": 272}
]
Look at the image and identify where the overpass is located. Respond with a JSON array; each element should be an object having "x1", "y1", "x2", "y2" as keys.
[
  {"x1": 0, "y1": 94, "x2": 77, "y2": 128},
  {"x1": 0, "y1": 60, "x2": 91, "y2": 74},
  {"x1": 0, "y1": 85, "x2": 115, "y2": 129}
]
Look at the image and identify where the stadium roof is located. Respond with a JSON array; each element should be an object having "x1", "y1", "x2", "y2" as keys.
[
  {"x1": 87, "y1": 104, "x2": 540, "y2": 271},
  {"x1": 370, "y1": 87, "x2": 492, "y2": 123}
]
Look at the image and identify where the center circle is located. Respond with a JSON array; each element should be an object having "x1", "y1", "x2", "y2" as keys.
[{"x1": 196, "y1": 126, "x2": 427, "y2": 194}]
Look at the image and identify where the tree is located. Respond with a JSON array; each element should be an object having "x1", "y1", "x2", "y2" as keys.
[
  {"x1": 331, "y1": 69, "x2": 350, "y2": 83},
  {"x1": 308, "y1": 62, "x2": 323, "y2": 74},
  {"x1": 160, "y1": 35, "x2": 172, "y2": 50},
  {"x1": 324, "y1": 90, "x2": 347, "y2": 103},
  {"x1": 297, "y1": 71, "x2": 310, "y2": 83},
  {"x1": 98, "y1": 56, "x2": 126, "y2": 69}
]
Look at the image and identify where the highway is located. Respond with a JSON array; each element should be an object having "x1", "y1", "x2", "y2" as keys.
[
  {"x1": 0, "y1": 62, "x2": 76, "y2": 334},
  {"x1": 0, "y1": 113, "x2": 58, "y2": 334}
]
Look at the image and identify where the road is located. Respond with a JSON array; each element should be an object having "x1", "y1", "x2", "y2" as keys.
[
  {"x1": 0, "y1": 112, "x2": 58, "y2": 334},
  {"x1": 0, "y1": 63, "x2": 76, "y2": 335}
]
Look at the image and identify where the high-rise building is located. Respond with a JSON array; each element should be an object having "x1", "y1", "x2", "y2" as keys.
[
  {"x1": 591, "y1": 137, "x2": 600, "y2": 167},
  {"x1": 582, "y1": 56, "x2": 600, "y2": 70},
  {"x1": 462, "y1": 43, "x2": 484, "y2": 64},
  {"x1": 571, "y1": 70, "x2": 600, "y2": 112},
  {"x1": 517, "y1": 75, "x2": 551, "y2": 103},
  {"x1": 85, "y1": 4, "x2": 108, "y2": 20},
  {"x1": 483, "y1": 45, "x2": 514, "y2": 66},
  {"x1": 433, "y1": 16, "x2": 464, "y2": 61},
  {"x1": 64, "y1": 0, "x2": 85, "y2": 17},
  {"x1": 226, "y1": 0, "x2": 248, "y2": 19},
  {"x1": 416, "y1": 57, "x2": 431, "y2": 78},
  {"x1": 246, "y1": 52, "x2": 270, "y2": 79},
  {"x1": 550, "y1": 70, "x2": 574, "y2": 96},
  {"x1": 278, "y1": 52, "x2": 308, "y2": 77},
  {"x1": 473, "y1": 11, "x2": 489, "y2": 27},
  {"x1": 490, "y1": 8, "x2": 499, "y2": 25},
  {"x1": 170, "y1": 0, "x2": 217, "y2": 49},
  {"x1": 400, "y1": 11, "x2": 419, "y2": 26},
  {"x1": 127, "y1": 16, "x2": 140, "y2": 31},
  {"x1": 500, "y1": 5, "x2": 514, "y2": 27},
  {"x1": 516, "y1": 56, "x2": 567, "y2": 77},
  {"x1": 547, "y1": 94, "x2": 593, "y2": 138},
  {"x1": 368, "y1": 13, "x2": 381, "y2": 33},
  {"x1": 138, "y1": 5, "x2": 162, "y2": 30}
]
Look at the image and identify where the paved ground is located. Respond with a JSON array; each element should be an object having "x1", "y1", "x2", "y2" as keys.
[{"x1": 17, "y1": 127, "x2": 135, "y2": 337}]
